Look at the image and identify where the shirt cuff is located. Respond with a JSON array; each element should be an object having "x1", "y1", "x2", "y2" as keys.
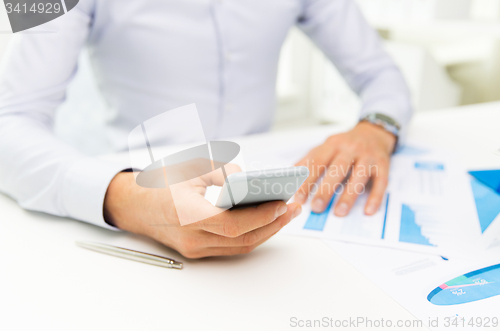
[{"x1": 61, "y1": 157, "x2": 127, "y2": 231}]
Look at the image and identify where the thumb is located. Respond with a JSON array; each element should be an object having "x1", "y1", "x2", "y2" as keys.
[{"x1": 202, "y1": 163, "x2": 242, "y2": 187}]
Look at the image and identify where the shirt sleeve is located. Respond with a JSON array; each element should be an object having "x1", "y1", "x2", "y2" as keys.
[
  {"x1": 0, "y1": 2, "x2": 126, "y2": 230},
  {"x1": 298, "y1": 0, "x2": 413, "y2": 143}
]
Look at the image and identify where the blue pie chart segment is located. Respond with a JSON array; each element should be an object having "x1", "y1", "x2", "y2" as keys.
[{"x1": 427, "y1": 264, "x2": 500, "y2": 306}]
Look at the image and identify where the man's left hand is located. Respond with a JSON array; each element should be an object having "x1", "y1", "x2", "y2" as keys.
[{"x1": 294, "y1": 121, "x2": 397, "y2": 217}]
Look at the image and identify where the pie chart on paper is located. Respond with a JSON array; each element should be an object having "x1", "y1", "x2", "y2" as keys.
[
  {"x1": 1, "y1": 0, "x2": 79, "y2": 33},
  {"x1": 427, "y1": 263, "x2": 500, "y2": 306}
]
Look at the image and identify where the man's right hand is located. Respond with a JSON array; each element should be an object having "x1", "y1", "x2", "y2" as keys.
[{"x1": 103, "y1": 170, "x2": 302, "y2": 259}]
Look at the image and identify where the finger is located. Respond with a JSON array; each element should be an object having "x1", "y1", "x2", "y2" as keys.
[
  {"x1": 191, "y1": 243, "x2": 262, "y2": 258},
  {"x1": 196, "y1": 200, "x2": 288, "y2": 237},
  {"x1": 334, "y1": 160, "x2": 371, "y2": 217},
  {"x1": 201, "y1": 163, "x2": 242, "y2": 187},
  {"x1": 311, "y1": 156, "x2": 353, "y2": 213},
  {"x1": 364, "y1": 159, "x2": 390, "y2": 215},
  {"x1": 204, "y1": 203, "x2": 302, "y2": 247},
  {"x1": 183, "y1": 225, "x2": 286, "y2": 259},
  {"x1": 193, "y1": 213, "x2": 300, "y2": 258},
  {"x1": 294, "y1": 146, "x2": 336, "y2": 204}
]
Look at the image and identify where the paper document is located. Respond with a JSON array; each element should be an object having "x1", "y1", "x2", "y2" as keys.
[
  {"x1": 283, "y1": 145, "x2": 483, "y2": 256},
  {"x1": 468, "y1": 170, "x2": 500, "y2": 250},
  {"x1": 325, "y1": 240, "x2": 500, "y2": 330},
  {"x1": 320, "y1": 167, "x2": 500, "y2": 330}
]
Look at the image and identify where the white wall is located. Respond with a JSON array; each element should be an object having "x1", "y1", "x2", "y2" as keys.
[
  {"x1": 355, "y1": 0, "x2": 500, "y2": 106},
  {"x1": 356, "y1": 0, "x2": 473, "y2": 21},
  {"x1": 275, "y1": 28, "x2": 462, "y2": 129},
  {"x1": 275, "y1": 0, "x2": 500, "y2": 129}
]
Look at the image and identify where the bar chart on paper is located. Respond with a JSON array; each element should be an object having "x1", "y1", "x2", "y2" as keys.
[
  {"x1": 299, "y1": 192, "x2": 439, "y2": 250},
  {"x1": 302, "y1": 192, "x2": 389, "y2": 240},
  {"x1": 303, "y1": 193, "x2": 336, "y2": 232},
  {"x1": 399, "y1": 204, "x2": 434, "y2": 247},
  {"x1": 284, "y1": 146, "x2": 485, "y2": 255}
]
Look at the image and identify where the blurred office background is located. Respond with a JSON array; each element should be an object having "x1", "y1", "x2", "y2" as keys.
[
  {"x1": 1, "y1": 0, "x2": 500, "y2": 153},
  {"x1": 274, "y1": 0, "x2": 500, "y2": 130}
]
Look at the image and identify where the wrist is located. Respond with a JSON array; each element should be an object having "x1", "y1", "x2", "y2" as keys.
[
  {"x1": 104, "y1": 172, "x2": 143, "y2": 233},
  {"x1": 356, "y1": 121, "x2": 397, "y2": 155},
  {"x1": 360, "y1": 113, "x2": 400, "y2": 153}
]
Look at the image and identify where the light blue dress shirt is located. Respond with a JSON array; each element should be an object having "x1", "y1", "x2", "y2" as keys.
[{"x1": 0, "y1": 0, "x2": 412, "y2": 229}]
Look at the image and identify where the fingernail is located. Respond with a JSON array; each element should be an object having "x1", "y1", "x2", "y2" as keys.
[
  {"x1": 335, "y1": 203, "x2": 349, "y2": 217},
  {"x1": 276, "y1": 204, "x2": 288, "y2": 218},
  {"x1": 312, "y1": 199, "x2": 325, "y2": 213},
  {"x1": 365, "y1": 203, "x2": 377, "y2": 215},
  {"x1": 292, "y1": 206, "x2": 302, "y2": 218}
]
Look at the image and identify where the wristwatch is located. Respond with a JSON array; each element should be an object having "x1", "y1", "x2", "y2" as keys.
[{"x1": 360, "y1": 113, "x2": 401, "y2": 152}]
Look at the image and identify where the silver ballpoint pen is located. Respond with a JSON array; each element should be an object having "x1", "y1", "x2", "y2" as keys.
[{"x1": 76, "y1": 241, "x2": 183, "y2": 270}]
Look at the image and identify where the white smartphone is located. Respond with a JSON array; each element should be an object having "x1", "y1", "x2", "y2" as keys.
[{"x1": 215, "y1": 166, "x2": 310, "y2": 209}]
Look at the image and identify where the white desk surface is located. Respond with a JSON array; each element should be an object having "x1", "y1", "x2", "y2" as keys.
[{"x1": 1, "y1": 102, "x2": 499, "y2": 331}]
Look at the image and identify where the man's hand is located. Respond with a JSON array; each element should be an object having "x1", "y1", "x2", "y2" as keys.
[
  {"x1": 104, "y1": 168, "x2": 302, "y2": 259},
  {"x1": 294, "y1": 122, "x2": 396, "y2": 217}
]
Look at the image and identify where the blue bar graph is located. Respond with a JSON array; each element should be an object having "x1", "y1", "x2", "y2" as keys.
[
  {"x1": 381, "y1": 194, "x2": 390, "y2": 239},
  {"x1": 414, "y1": 162, "x2": 445, "y2": 171},
  {"x1": 399, "y1": 204, "x2": 433, "y2": 246},
  {"x1": 303, "y1": 194, "x2": 336, "y2": 231}
]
